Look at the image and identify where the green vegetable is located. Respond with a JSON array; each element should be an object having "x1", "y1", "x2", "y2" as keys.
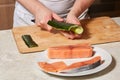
[
  {"x1": 47, "y1": 20, "x2": 83, "y2": 34},
  {"x1": 22, "y1": 35, "x2": 38, "y2": 48}
]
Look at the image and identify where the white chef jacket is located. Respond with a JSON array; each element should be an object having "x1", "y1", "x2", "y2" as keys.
[{"x1": 13, "y1": 0, "x2": 88, "y2": 27}]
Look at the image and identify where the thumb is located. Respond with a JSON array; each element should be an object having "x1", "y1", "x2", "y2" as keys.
[
  {"x1": 72, "y1": 20, "x2": 81, "y2": 25},
  {"x1": 52, "y1": 13, "x2": 63, "y2": 21},
  {"x1": 66, "y1": 18, "x2": 80, "y2": 25}
]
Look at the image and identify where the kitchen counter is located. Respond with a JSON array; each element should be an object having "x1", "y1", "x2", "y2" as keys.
[{"x1": 0, "y1": 17, "x2": 120, "y2": 80}]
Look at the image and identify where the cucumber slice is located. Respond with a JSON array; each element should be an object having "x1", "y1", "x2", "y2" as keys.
[{"x1": 22, "y1": 35, "x2": 38, "y2": 48}]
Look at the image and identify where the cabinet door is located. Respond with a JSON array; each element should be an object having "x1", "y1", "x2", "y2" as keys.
[{"x1": 0, "y1": 0, "x2": 15, "y2": 30}]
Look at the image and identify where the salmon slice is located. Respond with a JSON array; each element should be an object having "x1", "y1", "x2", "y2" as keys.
[
  {"x1": 48, "y1": 43, "x2": 93, "y2": 59},
  {"x1": 82, "y1": 56, "x2": 101, "y2": 65},
  {"x1": 38, "y1": 56, "x2": 101, "y2": 73},
  {"x1": 38, "y1": 61, "x2": 67, "y2": 72},
  {"x1": 38, "y1": 62, "x2": 57, "y2": 72},
  {"x1": 51, "y1": 61, "x2": 67, "y2": 71},
  {"x1": 63, "y1": 56, "x2": 101, "y2": 71}
]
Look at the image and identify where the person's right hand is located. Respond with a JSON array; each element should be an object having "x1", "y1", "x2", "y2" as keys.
[
  {"x1": 59, "y1": 13, "x2": 82, "y2": 39},
  {"x1": 35, "y1": 7, "x2": 63, "y2": 31}
]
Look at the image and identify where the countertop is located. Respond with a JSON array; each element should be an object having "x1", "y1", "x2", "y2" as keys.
[{"x1": 0, "y1": 17, "x2": 120, "y2": 80}]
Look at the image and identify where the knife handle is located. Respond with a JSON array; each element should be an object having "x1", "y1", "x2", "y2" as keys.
[{"x1": 31, "y1": 19, "x2": 35, "y2": 23}]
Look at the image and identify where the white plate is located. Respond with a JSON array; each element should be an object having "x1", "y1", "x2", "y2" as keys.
[{"x1": 36, "y1": 46, "x2": 112, "y2": 76}]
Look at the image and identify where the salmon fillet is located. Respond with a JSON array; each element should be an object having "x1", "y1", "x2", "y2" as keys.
[
  {"x1": 48, "y1": 43, "x2": 93, "y2": 59},
  {"x1": 48, "y1": 46, "x2": 72, "y2": 59}
]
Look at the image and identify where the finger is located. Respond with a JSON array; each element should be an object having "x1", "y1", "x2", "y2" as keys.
[
  {"x1": 35, "y1": 17, "x2": 42, "y2": 26},
  {"x1": 35, "y1": 19, "x2": 46, "y2": 30},
  {"x1": 67, "y1": 19, "x2": 80, "y2": 25},
  {"x1": 66, "y1": 16, "x2": 81, "y2": 25},
  {"x1": 40, "y1": 20, "x2": 52, "y2": 31},
  {"x1": 52, "y1": 13, "x2": 64, "y2": 21},
  {"x1": 46, "y1": 24, "x2": 53, "y2": 31},
  {"x1": 72, "y1": 20, "x2": 80, "y2": 25},
  {"x1": 59, "y1": 31, "x2": 82, "y2": 39}
]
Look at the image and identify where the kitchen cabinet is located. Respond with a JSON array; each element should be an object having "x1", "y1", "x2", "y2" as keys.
[
  {"x1": 89, "y1": 0, "x2": 120, "y2": 17},
  {"x1": 0, "y1": 0, "x2": 15, "y2": 30}
]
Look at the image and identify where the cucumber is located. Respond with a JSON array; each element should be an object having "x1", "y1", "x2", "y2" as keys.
[
  {"x1": 22, "y1": 35, "x2": 38, "y2": 48},
  {"x1": 47, "y1": 20, "x2": 83, "y2": 34}
]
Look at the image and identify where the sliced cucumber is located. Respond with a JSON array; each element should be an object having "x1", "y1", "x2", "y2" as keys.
[{"x1": 22, "y1": 35, "x2": 38, "y2": 48}]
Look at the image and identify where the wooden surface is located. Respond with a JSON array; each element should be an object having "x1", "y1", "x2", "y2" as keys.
[
  {"x1": 0, "y1": 0, "x2": 15, "y2": 30},
  {"x1": 12, "y1": 17, "x2": 120, "y2": 53}
]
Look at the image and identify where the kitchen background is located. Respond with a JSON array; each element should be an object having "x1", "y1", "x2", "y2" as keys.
[{"x1": 0, "y1": 0, "x2": 120, "y2": 30}]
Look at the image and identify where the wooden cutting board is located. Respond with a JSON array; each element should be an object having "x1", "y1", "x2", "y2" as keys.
[{"x1": 12, "y1": 17, "x2": 120, "y2": 53}]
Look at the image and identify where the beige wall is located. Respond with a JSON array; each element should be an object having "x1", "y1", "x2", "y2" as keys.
[{"x1": 0, "y1": 0, "x2": 15, "y2": 30}]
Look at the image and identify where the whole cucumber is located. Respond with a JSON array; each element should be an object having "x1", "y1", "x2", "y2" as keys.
[{"x1": 47, "y1": 20, "x2": 84, "y2": 34}]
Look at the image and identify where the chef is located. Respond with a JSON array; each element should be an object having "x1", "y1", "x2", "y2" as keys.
[{"x1": 13, "y1": 0, "x2": 95, "y2": 39}]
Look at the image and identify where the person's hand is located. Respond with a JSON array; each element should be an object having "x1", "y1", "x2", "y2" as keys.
[
  {"x1": 35, "y1": 7, "x2": 63, "y2": 31},
  {"x1": 66, "y1": 13, "x2": 81, "y2": 25},
  {"x1": 59, "y1": 14, "x2": 82, "y2": 39}
]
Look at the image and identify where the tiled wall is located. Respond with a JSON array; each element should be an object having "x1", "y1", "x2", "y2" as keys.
[{"x1": 89, "y1": 0, "x2": 120, "y2": 17}]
